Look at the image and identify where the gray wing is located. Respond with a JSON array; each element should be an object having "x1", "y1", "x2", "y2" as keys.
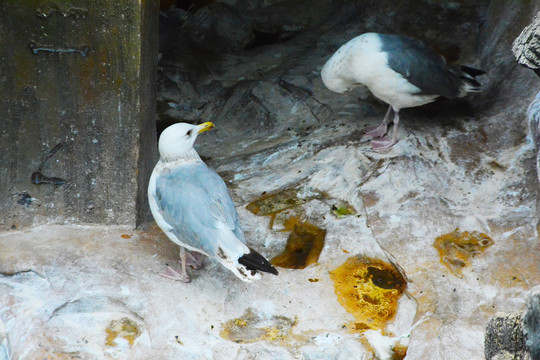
[
  {"x1": 154, "y1": 162, "x2": 246, "y2": 255},
  {"x1": 380, "y1": 34, "x2": 464, "y2": 98}
]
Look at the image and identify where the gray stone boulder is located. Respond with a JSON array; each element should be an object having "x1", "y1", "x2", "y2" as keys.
[
  {"x1": 523, "y1": 287, "x2": 540, "y2": 360},
  {"x1": 513, "y1": 11, "x2": 540, "y2": 76},
  {"x1": 485, "y1": 312, "x2": 530, "y2": 360},
  {"x1": 484, "y1": 287, "x2": 540, "y2": 360}
]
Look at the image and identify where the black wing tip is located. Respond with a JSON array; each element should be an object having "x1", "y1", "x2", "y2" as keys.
[{"x1": 239, "y1": 247, "x2": 278, "y2": 276}]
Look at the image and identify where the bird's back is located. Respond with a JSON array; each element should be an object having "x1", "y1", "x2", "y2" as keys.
[
  {"x1": 150, "y1": 162, "x2": 246, "y2": 254},
  {"x1": 150, "y1": 161, "x2": 278, "y2": 281},
  {"x1": 321, "y1": 33, "x2": 484, "y2": 109},
  {"x1": 379, "y1": 34, "x2": 474, "y2": 98}
]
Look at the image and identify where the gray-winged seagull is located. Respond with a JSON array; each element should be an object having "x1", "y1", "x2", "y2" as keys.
[
  {"x1": 321, "y1": 32, "x2": 485, "y2": 149},
  {"x1": 148, "y1": 122, "x2": 278, "y2": 282}
]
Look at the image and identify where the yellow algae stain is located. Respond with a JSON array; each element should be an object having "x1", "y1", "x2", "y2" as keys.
[
  {"x1": 246, "y1": 187, "x2": 320, "y2": 229},
  {"x1": 246, "y1": 188, "x2": 307, "y2": 216},
  {"x1": 281, "y1": 215, "x2": 309, "y2": 232},
  {"x1": 329, "y1": 256, "x2": 407, "y2": 332},
  {"x1": 433, "y1": 228, "x2": 494, "y2": 277},
  {"x1": 270, "y1": 220, "x2": 326, "y2": 269},
  {"x1": 105, "y1": 318, "x2": 141, "y2": 347},
  {"x1": 246, "y1": 187, "x2": 328, "y2": 269},
  {"x1": 235, "y1": 318, "x2": 248, "y2": 327},
  {"x1": 392, "y1": 343, "x2": 408, "y2": 360},
  {"x1": 220, "y1": 308, "x2": 296, "y2": 344}
]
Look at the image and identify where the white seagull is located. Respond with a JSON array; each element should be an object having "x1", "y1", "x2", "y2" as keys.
[
  {"x1": 321, "y1": 32, "x2": 485, "y2": 149},
  {"x1": 148, "y1": 122, "x2": 278, "y2": 282}
]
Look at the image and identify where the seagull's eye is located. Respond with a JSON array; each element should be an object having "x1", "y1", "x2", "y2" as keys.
[{"x1": 186, "y1": 130, "x2": 193, "y2": 136}]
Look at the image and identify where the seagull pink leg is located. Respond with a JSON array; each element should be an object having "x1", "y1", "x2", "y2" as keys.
[
  {"x1": 371, "y1": 110, "x2": 400, "y2": 150},
  {"x1": 365, "y1": 105, "x2": 393, "y2": 138},
  {"x1": 160, "y1": 247, "x2": 191, "y2": 282}
]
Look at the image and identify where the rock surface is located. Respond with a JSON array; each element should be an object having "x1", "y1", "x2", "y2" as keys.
[
  {"x1": 484, "y1": 286, "x2": 540, "y2": 360},
  {"x1": 513, "y1": 11, "x2": 540, "y2": 75},
  {"x1": 1, "y1": 0, "x2": 540, "y2": 359},
  {"x1": 0, "y1": 225, "x2": 413, "y2": 359},
  {"x1": 484, "y1": 312, "x2": 530, "y2": 360},
  {"x1": 528, "y1": 92, "x2": 540, "y2": 232},
  {"x1": 523, "y1": 286, "x2": 540, "y2": 360}
]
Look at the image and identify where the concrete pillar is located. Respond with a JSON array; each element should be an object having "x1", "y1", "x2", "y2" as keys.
[{"x1": 0, "y1": 1, "x2": 159, "y2": 229}]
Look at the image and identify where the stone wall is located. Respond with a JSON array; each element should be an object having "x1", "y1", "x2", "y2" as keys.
[{"x1": 0, "y1": 1, "x2": 159, "y2": 229}]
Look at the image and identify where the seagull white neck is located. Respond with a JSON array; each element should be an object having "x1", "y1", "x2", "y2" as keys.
[{"x1": 159, "y1": 148, "x2": 202, "y2": 164}]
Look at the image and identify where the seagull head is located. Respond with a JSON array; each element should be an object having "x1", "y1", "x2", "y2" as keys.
[
  {"x1": 321, "y1": 64, "x2": 355, "y2": 94},
  {"x1": 158, "y1": 122, "x2": 214, "y2": 161}
]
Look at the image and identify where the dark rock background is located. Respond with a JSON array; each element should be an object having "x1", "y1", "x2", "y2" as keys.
[{"x1": 156, "y1": 0, "x2": 538, "y2": 183}]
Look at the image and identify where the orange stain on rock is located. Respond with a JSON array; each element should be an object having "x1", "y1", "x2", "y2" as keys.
[
  {"x1": 433, "y1": 228, "x2": 494, "y2": 277},
  {"x1": 330, "y1": 256, "x2": 407, "y2": 332},
  {"x1": 270, "y1": 220, "x2": 326, "y2": 269}
]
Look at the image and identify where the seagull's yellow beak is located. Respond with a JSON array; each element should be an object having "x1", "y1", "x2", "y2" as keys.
[{"x1": 196, "y1": 122, "x2": 215, "y2": 134}]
